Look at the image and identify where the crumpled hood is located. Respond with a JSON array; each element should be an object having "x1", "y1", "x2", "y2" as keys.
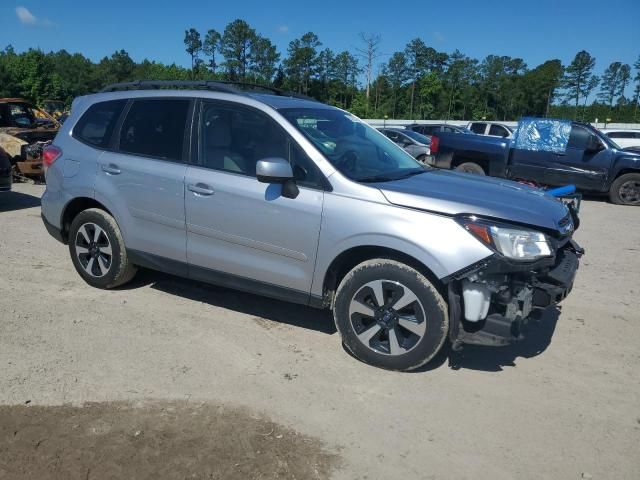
[{"x1": 376, "y1": 169, "x2": 570, "y2": 232}]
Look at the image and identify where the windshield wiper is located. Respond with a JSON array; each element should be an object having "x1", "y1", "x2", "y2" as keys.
[
  {"x1": 357, "y1": 168, "x2": 429, "y2": 183},
  {"x1": 394, "y1": 168, "x2": 429, "y2": 179}
]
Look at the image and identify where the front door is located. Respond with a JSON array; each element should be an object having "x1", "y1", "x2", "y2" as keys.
[
  {"x1": 184, "y1": 100, "x2": 325, "y2": 302},
  {"x1": 544, "y1": 125, "x2": 610, "y2": 190}
]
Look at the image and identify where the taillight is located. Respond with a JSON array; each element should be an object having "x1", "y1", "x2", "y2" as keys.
[
  {"x1": 430, "y1": 135, "x2": 439, "y2": 154},
  {"x1": 43, "y1": 145, "x2": 62, "y2": 167}
]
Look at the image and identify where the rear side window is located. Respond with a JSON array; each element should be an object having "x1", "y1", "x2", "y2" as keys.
[
  {"x1": 119, "y1": 99, "x2": 190, "y2": 161},
  {"x1": 73, "y1": 100, "x2": 126, "y2": 148},
  {"x1": 469, "y1": 123, "x2": 486, "y2": 134}
]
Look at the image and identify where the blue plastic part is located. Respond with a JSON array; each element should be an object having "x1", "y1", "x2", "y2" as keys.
[
  {"x1": 512, "y1": 118, "x2": 572, "y2": 153},
  {"x1": 547, "y1": 185, "x2": 576, "y2": 197}
]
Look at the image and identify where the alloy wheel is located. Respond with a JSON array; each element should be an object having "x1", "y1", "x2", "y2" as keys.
[
  {"x1": 348, "y1": 280, "x2": 426, "y2": 356},
  {"x1": 75, "y1": 222, "x2": 112, "y2": 278},
  {"x1": 619, "y1": 179, "x2": 640, "y2": 205}
]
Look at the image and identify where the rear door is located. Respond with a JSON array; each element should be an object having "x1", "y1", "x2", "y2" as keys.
[
  {"x1": 95, "y1": 97, "x2": 192, "y2": 266},
  {"x1": 184, "y1": 99, "x2": 324, "y2": 300}
]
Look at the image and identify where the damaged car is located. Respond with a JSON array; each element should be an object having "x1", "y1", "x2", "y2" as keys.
[
  {"x1": 42, "y1": 81, "x2": 583, "y2": 371},
  {"x1": 0, "y1": 98, "x2": 59, "y2": 181}
]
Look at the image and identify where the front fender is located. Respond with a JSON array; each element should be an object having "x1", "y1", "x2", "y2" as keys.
[{"x1": 310, "y1": 193, "x2": 493, "y2": 298}]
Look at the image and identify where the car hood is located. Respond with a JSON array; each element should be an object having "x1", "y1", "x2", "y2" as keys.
[{"x1": 376, "y1": 169, "x2": 570, "y2": 232}]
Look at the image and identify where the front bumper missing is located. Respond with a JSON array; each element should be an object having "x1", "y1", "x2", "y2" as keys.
[{"x1": 448, "y1": 239, "x2": 583, "y2": 349}]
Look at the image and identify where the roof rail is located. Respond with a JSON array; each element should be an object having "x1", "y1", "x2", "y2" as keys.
[{"x1": 99, "y1": 80, "x2": 318, "y2": 101}]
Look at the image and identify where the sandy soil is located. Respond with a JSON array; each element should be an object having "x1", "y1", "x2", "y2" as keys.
[{"x1": 1, "y1": 183, "x2": 639, "y2": 479}]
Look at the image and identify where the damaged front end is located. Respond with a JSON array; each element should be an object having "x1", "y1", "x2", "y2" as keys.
[{"x1": 447, "y1": 211, "x2": 584, "y2": 349}]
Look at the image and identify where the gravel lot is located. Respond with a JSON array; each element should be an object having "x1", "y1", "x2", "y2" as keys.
[{"x1": 1, "y1": 183, "x2": 639, "y2": 479}]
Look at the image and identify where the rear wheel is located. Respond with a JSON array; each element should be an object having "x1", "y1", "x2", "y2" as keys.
[
  {"x1": 455, "y1": 161, "x2": 485, "y2": 175},
  {"x1": 333, "y1": 259, "x2": 448, "y2": 371},
  {"x1": 609, "y1": 173, "x2": 640, "y2": 205},
  {"x1": 68, "y1": 208, "x2": 137, "y2": 289}
]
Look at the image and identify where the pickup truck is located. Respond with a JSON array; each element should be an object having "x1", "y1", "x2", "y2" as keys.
[{"x1": 430, "y1": 119, "x2": 640, "y2": 205}]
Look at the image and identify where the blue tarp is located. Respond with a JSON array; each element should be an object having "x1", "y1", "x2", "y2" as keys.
[{"x1": 512, "y1": 117, "x2": 572, "y2": 153}]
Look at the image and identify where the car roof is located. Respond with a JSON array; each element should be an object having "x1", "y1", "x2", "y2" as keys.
[{"x1": 0, "y1": 98, "x2": 30, "y2": 104}]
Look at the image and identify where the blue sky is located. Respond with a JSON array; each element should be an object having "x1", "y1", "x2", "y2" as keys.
[{"x1": 2, "y1": 0, "x2": 639, "y2": 96}]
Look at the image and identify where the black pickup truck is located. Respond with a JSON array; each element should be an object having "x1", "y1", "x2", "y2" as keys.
[{"x1": 430, "y1": 119, "x2": 640, "y2": 205}]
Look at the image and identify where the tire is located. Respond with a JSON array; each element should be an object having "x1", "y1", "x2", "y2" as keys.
[
  {"x1": 333, "y1": 259, "x2": 448, "y2": 371},
  {"x1": 455, "y1": 162, "x2": 485, "y2": 175},
  {"x1": 68, "y1": 208, "x2": 137, "y2": 289},
  {"x1": 609, "y1": 173, "x2": 640, "y2": 205}
]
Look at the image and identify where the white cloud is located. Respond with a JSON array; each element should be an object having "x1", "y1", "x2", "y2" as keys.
[
  {"x1": 16, "y1": 6, "x2": 37, "y2": 24},
  {"x1": 277, "y1": 25, "x2": 289, "y2": 33},
  {"x1": 16, "y1": 6, "x2": 52, "y2": 26}
]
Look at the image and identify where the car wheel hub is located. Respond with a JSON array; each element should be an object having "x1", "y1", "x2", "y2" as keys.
[
  {"x1": 348, "y1": 280, "x2": 426, "y2": 356},
  {"x1": 75, "y1": 222, "x2": 113, "y2": 278}
]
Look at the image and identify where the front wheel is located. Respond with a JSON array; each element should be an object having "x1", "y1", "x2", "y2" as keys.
[
  {"x1": 609, "y1": 173, "x2": 640, "y2": 205},
  {"x1": 333, "y1": 259, "x2": 448, "y2": 371},
  {"x1": 68, "y1": 208, "x2": 137, "y2": 289}
]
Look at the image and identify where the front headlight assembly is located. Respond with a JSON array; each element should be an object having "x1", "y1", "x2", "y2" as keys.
[{"x1": 458, "y1": 217, "x2": 552, "y2": 261}]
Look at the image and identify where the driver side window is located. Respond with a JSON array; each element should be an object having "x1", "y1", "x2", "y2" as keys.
[{"x1": 199, "y1": 101, "x2": 324, "y2": 189}]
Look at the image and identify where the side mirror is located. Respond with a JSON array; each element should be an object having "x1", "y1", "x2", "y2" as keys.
[
  {"x1": 256, "y1": 157, "x2": 294, "y2": 183},
  {"x1": 256, "y1": 157, "x2": 299, "y2": 199},
  {"x1": 585, "y1": 135, "x2": 604, "y2": 153}
]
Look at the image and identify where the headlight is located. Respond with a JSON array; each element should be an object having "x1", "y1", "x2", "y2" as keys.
[{"x1": 458, "y1": 217, "x2": 552, "y2": 261}]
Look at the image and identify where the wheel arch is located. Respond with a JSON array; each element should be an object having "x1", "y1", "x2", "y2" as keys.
[
  {"x1": 60, "y1": 197, "x2": 113, "y2": 243},
  {"x1": 320, "y1": 245, "x2": 446, "y2": 308}
]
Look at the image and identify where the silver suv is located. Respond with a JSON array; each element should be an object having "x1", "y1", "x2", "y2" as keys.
[{"x1": 41, "y1": 81, "x2": 583, "y2": 371}]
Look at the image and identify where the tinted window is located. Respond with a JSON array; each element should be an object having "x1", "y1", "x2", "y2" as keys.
[
  {"x1": 568, "y1": 126, "x2": 591, "y2": 149},
  {"x1": 74, "y1": 100, "x2": 126, "y2": 148},
  {"x1": 469, "y1": 123, "x2": 486, "y2": 134},
  {"x1": 200, "y1": 101, "x2": 323, "y2": 188},
  {"x1": 119, "y1": 99, "x2": 189, "y2": 161},
  {"x1": 489, "y1": 124, "x2": 510, "y2": 137}
]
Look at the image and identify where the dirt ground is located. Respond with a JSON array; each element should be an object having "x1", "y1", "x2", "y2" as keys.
[{"x1": 1, "y1": 183, "x2": 639, "y2": 480}]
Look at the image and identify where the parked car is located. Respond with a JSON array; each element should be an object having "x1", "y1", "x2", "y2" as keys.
[
  {"x1": 0, "y1": 146, "x2": 11, "y2": 192},
  {"x1": 406, "y1": 123, "x2": 468, "y2": 136},
  {"x1": 0, "y1": 98, "x2": 59, "y2": 180},
  {"x1": 378, "y1": 127, "x2": 431, "y2": 162},
  {"x1": 40, "y1": 99, "x2": 68, "y2": 120},
  {"x1": 431, "y1": 118, "x2": 640, "y2": 205},
  {"x1": 600, "y1": 129, "x2": 640, "y2": 149},
  {"x1": 467, "y1": 121, "x2": 514, "y2": 138},
  {"x1": 41, "y1": 81, "x2": 583, "y2": 371}
]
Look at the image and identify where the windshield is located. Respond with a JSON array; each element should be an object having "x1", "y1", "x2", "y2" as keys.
[
  {"x1": 280, "y1": 107, "x2": 427, "y2": 182},
  {"x1": 401, "y1": 129, "x2": 430, "y2": 144}
]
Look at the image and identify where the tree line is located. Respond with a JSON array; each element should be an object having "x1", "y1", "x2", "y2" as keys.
[{"x1": 1, "y1": 18, "x2": 639, "y2": 122}]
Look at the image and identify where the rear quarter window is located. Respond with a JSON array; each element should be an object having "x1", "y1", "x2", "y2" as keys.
[{"x1": 73, "y1": 100, "x2": 127, "y2": 148}]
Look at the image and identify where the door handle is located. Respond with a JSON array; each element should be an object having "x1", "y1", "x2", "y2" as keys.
[
  {"x1": 187, "y1": 183, "x2": 215, "y2": 196},
  {"x1": 101, "y1": 163, "x2": 121, "y2": 175}
]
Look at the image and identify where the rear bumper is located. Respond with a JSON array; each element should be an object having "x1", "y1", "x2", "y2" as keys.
[
  {"x1": 41, "y1": 212, "x2": 65, "y2": 244},
  {"x1": 449, "y1": 239, "x2": 583, "y2": 348}
]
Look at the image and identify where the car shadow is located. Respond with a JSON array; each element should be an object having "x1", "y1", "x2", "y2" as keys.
[
  {"x1": 126, "y1": 269, "x2": 337, "y2": 335},
  {"x1": 0, "y1": 190, "x2": 41, "y2": 212},
  {"x1": 444, "y1": 307, "x2": 560, "y2": 372}
]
